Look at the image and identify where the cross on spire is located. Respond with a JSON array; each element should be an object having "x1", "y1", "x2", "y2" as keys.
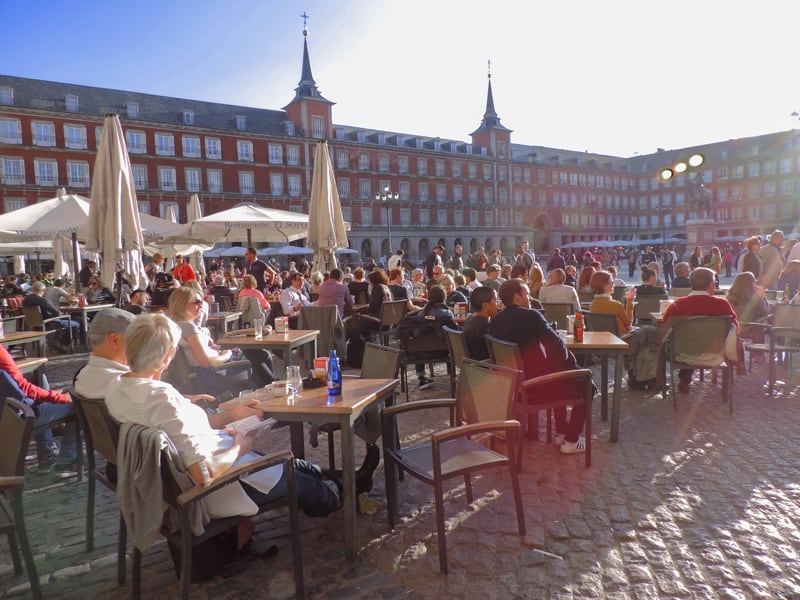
[
  {"x1": 488, "y1": 59, "x2": 492, "y2": 79},
  {"x1": 301, "y1": 11, "x2": 309, "y2": 35}
]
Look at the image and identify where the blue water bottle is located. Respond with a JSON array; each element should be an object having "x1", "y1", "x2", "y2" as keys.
[{"x1": 327, "y1": 349, "x2": 342, "y2": 398}]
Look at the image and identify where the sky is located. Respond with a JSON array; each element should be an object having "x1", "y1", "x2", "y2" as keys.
[{"x1": 4, "y1": 0, "x2": 800, "y2": 158}]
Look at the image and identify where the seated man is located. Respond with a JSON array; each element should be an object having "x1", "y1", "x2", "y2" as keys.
[
  {"x1": 671, "y1": 262, "x2": 691, "y2": 289},
  {"x1": 488, "y1": 278, "x2": 589, "y2": 454},
  {"x1": 660, "y1": 267, "x2": 739, "y2": 394},
  {"x1": 460, "y1": 286, "x2": 497, "y2": 361},
  {"x1": 0, "y1": 344, "x2": 78, "y2": 476},
  {"x1": 22, "y1": 281, "x2": 80, "y2": 349},
  {"x1": 74, "y1": 308, "x2": 136, "y2": 397},
  {"x1": 122, "y1": 289, "x2": 150, "y2": 315}
]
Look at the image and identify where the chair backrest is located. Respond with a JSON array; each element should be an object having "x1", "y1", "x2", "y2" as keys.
[
  {"x1": 541, "y1": 302, "x2": 574, "y2": 330},
  {"x1": 207, "y1": 301, "x2": 220, "y2": 314},
  {"x1": 485, "y1": 335, "x2": 525, "y2": 374},
  {"x1": 633, "y1": 295, "x2": 663, "y2": 323},
  {"x1": 583, "y1": 310, "x2": 620, "y2": 336},
  {"x1": 298, "y1": 304, "x2": 345, "y2": 359},
  {"x1": 0, "y1": 396, "x2": 35, "y2": 477},
  {"x1": 668, "y1": 316, "x2": 731, "y2": 363},
  {"x1": 764, "y1": 290, "x2": 778, "y2": 301},
  {"x1": 457, "y1": 359, "x2": 520, "y2": 425},
  {"x1": 380, "y1": 300, "x2": 407, "y2": 329},
  {"x1": 20, "y1": 305, "x2": 45, "y2": 330},
  {"x1": 442, "y1": 326, "x2": 467, "y2": 369},
  {"x1": 612, "y1": 286, "x2": 627, "y2": 303},
  {"x1": 219, "y1": 295, "x2": 233, "y2": 312},
  {"x1": 578, "y1": 292, "x2": 594, "y2": 305},
  {"x1": 773, "y1": 304, "x2": 800, "y2": 328},
  {"x1": 237, "y1": 295, "x2": 265, "y2": 327},
  {"x1": 71, "y1": 390, "x2": 120, "y2": 466},
  {"x1": 668, "y1": 287, "x2": 691, "y2": 298},
  {"x1": 361, "y1": 343, "x2": 402, "y2": 379},
  {"x1": 162, "y1": 345, "x2": 195, "y2": 394}
]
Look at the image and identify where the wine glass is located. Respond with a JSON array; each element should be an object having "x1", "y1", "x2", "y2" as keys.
[{"x1": 286, "y1": 365, "x2": 303, "y2": 400}]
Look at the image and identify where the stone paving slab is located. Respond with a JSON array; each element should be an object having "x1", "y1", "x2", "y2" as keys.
[{"x1": 3, "y1": 353, "x2": 800, "y2": 599}]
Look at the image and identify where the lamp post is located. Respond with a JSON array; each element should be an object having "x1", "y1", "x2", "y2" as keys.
[
  {"x1": 375, "y1": 185, "x2": 398, "y2": 257},
  {"x1": 656, "y1": 200, "x2": 670, "y2": 249}
]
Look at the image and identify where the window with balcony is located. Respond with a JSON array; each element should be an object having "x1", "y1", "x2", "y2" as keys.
[
  {"x1": 360, "y1": 206, "x2": 372, "y2": 227},
  {"x1": 159, "y1": 166, "x2": 176, "y2": 191},
  {"x1": 418, "y1": 183, "x2": 428, "y2": 202},
  {"x1": 453, "y1": 185, "x2": 462, "y2": 203},
  {"x1": 32, "y1": 122, "x2": 55, "y2": 146},
  {"x1": 95, "y1": 127, "x2": 103, "y2": 148},
  {"x1": 747, "y1": 162, "x2": 760, "y2": 177},
  {"x1": 468, "y1": 186, "x2": 478, "y2": 203},
  {"x1": 205, "y1": 137, "x2": 221, "y2": 159},
  {"x1": 237, "y1": 141, "x2": 253, "y2": 162},
  {"x1": 378, "y1": 154, "x2": 389, "y2": 173},
  {"x1": 0, "y1": 119, "x2": 21, "y2": 144},
  {"x1": 288, "y1": 174, "x2": 301, "y2": 197},
  {"x1": 287, "y1": 145, "x2": 300, "y2": 166},
  {"x1": 398, "y1": 156, "x2": 408, "y2": 174},
  {"x1": 239, "y1": 172, "x2": 254, "y2": 195},
  {"x1": 182, "y1": 136, "x2": 201, "y2": 158},
  {"x1": 400, "y1": 208, "x2": 411, "y2": 227},
  {"x1": 437, "y1": 209, "x2": 448, "y2": 226},
  {"x1": 270, "y1": 173, "x2": 283, "y2": 196},
  {"x1": 468, "y1": 163, "x2": 477, "y2": 179},
  {"x1": 419, "y1": 209, "x2": 429, "y2": 227},
  {"x1": 781, "y1": 158, "x2": 792, "y2": 174},
  {"x1": 337, "y1": 177, "x2": 350, "y2": 198},
  {"x1": 359, "y1": 179, "x2": 371, "y2": 199},
  {"x1": 484, "y1": 187, "x2": 493, "y2": 203},
  {"x1": 132, "y1": 165, "x2": 147, "y2": 190},
  {"x1": 312, "y1": 115, "x2": 325, "y2": 138},
  {"x1": 452, "y1": 161, "x2": 462, "y2": 178},
  {"x1": 399, "y1": 181, "x2": 410, "y2": 201},
  {"x1": 155, "y1": 133, "x2": 175, "y2": 156},
  {"x1": 482, "y1": 164, "x2": 492, "y2": 180},
  {"x1": 435, "y1": 160, "x2": 445, "y2": 177},
  {"x1": 268, "y1": 143, "x2": 283, "y2": 165},
  {"x1": 358, "y1": 153, "x2": 370, "y2": 171},
  {"x1": 62, "y1": 124, "x2": 87, "y2": 149},
  {"x1": 207, "y1": 169, "x2": 222, "y2": 193},
  {"x1": 34, "y1": 159, "x2": 58, "y2": 186},
  {"x1": 417, "y1": 158, "x2": 427, "y2": 176},
  {"x1": 781, "y1": 179, "x2": 794, "y2": 195},
  {"x1": 185, "y1": 168, "x2": 201, "y2": 192},
  {"x1": 436, "y1": 183, "x2": 446, "y2": 202},
  {"x1": 336, "y1": 150, "x2": 349, "y2": 169},
  {"x1": 67, "y1": 161, "x2": 89, "y2": 187}
]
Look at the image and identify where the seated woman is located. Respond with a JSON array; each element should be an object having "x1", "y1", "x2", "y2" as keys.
[
  {"x1": 634, "y1": 266, "x2": 667, "y2": 298},
  {"x1": 577, "y1": 266, "x2": 595, "y2": 295},
  {"x1": 588, "y1": 270, "x2": 635, "y2": 334},
  {"x1": 528, "y1": 263, "x2": 544, "y2": 300},
  {"x1": 238, "y1": 274, "x2": 271, "y2": 317},
  {"x1": 183, "y1": 280, "x2": 209, "y2": 328},
  {"x1": 438, "y1": 274, "x2": 468, "y2": 310},
  {"x1": 86, "y1": 276, "x2": 115, "y2": 305},
  {"x1": 168, "y1": 286, "x2": 274, "y2": 390},
  {"x1": 538, "y1": 268, "x2": 580, "y2": 312},
  {"x1": 727, "y1": 271, "x2": 770, "y2": 361},
  {"x1": 104, "y1": 313, "x2": 341, "y2": 521},
  {"x1": 388, "y1": 268, "x2": 420, "y2": 313},
  {"x1": 347, "y1": 268, "x2": 369, "y2": 305}
]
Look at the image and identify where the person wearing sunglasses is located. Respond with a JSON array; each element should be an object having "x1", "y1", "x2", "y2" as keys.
[{"x1": 86, "y1": 277, "x2": 115, "y2": 305}]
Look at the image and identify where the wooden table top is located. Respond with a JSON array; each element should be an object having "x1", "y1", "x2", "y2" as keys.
[
  {"x1": 207, "y1": 311, "x2": 242, "y2": 321},
  {"x1": 0, "y1": 330, "x2": 51, "y2": 344},
  {"x1": 62, "y1": 303, "x2": 115, "y2": 313},
  {"x1": 562, "y1": 330, "x2": 628, "y2": 350},
  {"x1": 225, "y1": 378, "x2": 400, "y2": 416},
  {"x1": 217, "y1": 328, "x2": 320, "y2": 348}
]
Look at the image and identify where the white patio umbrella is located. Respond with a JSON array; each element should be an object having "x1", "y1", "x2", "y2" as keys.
[
  {"x1": 190, "y1": 203, "x2": 309, "y2": 245},
  {"x1": 307, "y1": 141, "x2": 349, "y2": 271},
  {"x1": 219, "y1": 246, "x2": 247, "y2": 258},
  {"x1": 186, "y1": 194, "x2": 206, "y2": 274},
  {"x1": 86, "y1": 114, "x2": 148, "y2": 302},
  {"x1": 273, "y1": 245, "x2": 314, "y2": 256}
]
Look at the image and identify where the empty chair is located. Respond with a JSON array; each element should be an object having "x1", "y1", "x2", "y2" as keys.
[
  {"x1": 376, "y1": 299, "x2": 407, "y2": 346},
  {"x1": 236, "y1": 295, "x2": 266, "y2": 328},
  {"x1": 0, "y1": 397, "x2": 42, "y2": 600},
  {"x1": 541, "y1": 302, "x2": 574, "y2": 330},
  {"x1": 381, "y1": 359, "x2": 525, "y2": 574},
  {"x1": 582, "y1": 310, "x2": 620, "y2": 336},
  {"x1": 668, "y1": 287, "x2": 691, "y2": 298},
  {"x1": 633, "y1": 295, "x2": 663, "y2": 325}
]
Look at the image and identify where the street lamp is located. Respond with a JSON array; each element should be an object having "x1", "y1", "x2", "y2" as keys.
[
  {"x1": 656, "y1": 200, "x2": 670, "y2": 248},
  {"x1": 375, "y1": 185, "x2": 398, "y2": 256}
]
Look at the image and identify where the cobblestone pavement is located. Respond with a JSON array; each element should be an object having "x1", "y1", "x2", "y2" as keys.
[{"x1": 3, "y1": 349, "x2": 800, "y2": 599}]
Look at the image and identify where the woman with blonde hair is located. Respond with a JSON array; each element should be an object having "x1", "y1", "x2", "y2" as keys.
[
  {"x1": 727, "y1": 271, "x2": 770, "y2": 361},
  {"x1": 183, "y1": 280, "x2": 209, "y2": 327},
  {"x1": 538, "y1": 268, "x2": 580, "y2": 311},
  {"x1": 238, "y1": 274, "x2": 271, "y2": 311},
  {"x1": 528, "y1": 263, "x2": 544, "y2": 299}
]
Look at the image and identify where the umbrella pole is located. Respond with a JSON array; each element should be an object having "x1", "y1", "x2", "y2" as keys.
[{"x1": 72, "y1": 232, "x2": 82, "y2": 293}]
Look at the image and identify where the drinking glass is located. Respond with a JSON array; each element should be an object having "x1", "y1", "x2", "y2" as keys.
[{"x1": 286, "y1": 365, "x2": 303, "y2": 399}]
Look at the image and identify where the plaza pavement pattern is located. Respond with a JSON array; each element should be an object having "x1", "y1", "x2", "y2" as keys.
[{"x1": 3, "y1": 347, "x2": 800, "y2": 599}]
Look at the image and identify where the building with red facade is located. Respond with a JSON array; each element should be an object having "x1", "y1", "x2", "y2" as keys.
[{"x1": 2, "y1": 31, "x2": 799, "y2": 263}]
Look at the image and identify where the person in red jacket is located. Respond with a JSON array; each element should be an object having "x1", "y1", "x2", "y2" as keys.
[
  {"x1": 0, "y1": 344, "x2": 77, "y2": 475},
  {"x1": 172, "y1": 254, "x2": 197, "y2": 284},
  {"x1": 661, "y1": 267, "x2": 739, "y2": 395}
]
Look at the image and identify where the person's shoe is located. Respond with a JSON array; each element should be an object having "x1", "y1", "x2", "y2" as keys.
[
  {"x1": 560, "y1": 439, "x2": 586, "y2": 455},
  {"x1": 356, "y1": 445, "x2": 380, "y2": 494},
  {"x1": 678, "y1": 381, "x2": 691, "y2": 394},
  {"x1": 51, "y1": 462, "x2": 80, "y2": 478},
  {"x1": 418, "y1": 377, "x2": 434, "y2": 390},
  {"x1": 37, "y1": 457, "x2": 56, "y2": 473}
]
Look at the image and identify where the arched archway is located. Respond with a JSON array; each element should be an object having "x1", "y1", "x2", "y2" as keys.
[
  {"x1": 437, "y1": 237, "x2": 447, "y2": 252},
  {"x1": 418, "y1": 239, "x2": 430, "y2": 260},
  {"x1": 360, "y1": 239, "x2": 372, "y2": 259},
  {"x1": 533, "y1": 212, "x2": 553, "y2": 255},
  {"x1": 470, "y1": 238, "x2": 479, "y2": 254},
  {"x1": 380, "y1": 238, "x2": 391, "y2": 258},
  {"x1": 400, "y1": 238, "x2": 412, "y2": 259},
  {"x1": 499, "y1": 237, "x2": 513, "y2": 254}
]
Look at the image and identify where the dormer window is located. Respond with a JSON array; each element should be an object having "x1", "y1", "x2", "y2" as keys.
[
  {"x1": 0, "y1": 86, "x2": 13, "y2": 105},
  {"x1": 284, "y1": 121, "x2": 295, "y2": 135},
  {"x1": 126, "y1": 102, "x2": 139, "y2": 119},
  {"x1": 233, "y1": 115, "x2": 246, "y2": 130},
  {"x1": 181, "y1": 109, "x2": 194, "y2": 125},
  {"x1": 357, "y1": 131, "x2": 366, "y2": 143},
  {"x1": 65, "y1": 94, "x2": 79, "y2": 112},
  {"x1": 377, "y1": 133, "x2": 386, "y2": 145}
]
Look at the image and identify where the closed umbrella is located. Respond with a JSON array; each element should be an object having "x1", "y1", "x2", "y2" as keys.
[
  {"x1": 86, "y1": 114, "x2": 148, "y2": 304},
  {"x1": 186, "y1": 194, "x2": 205, "y2": 274},
  {"x1": 307, "y1": 141, "x2": 349, "y2": 271}
]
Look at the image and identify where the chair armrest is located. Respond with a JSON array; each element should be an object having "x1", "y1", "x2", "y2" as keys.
[
  {"x1": 214, "y1": 359, "x2": 252, "y2": 373},
  {"x1": 382, "y1": 398, "x2": 456, "y2": 418},
  {"x1": 520, "y1": 368, "x2": 593, "y2": 391},
  {"x1": 740, "y1": 322, "x2": 770, "y2": 333},
  {"x1": 0, "y1": 475, "x2": 25, "y2": 490},
  {"x1": 42, "y1": 316, "x2": 66, "y2": 326},
  {"x1": 431, "y1": 419, "x2": 521, "y2": 444},
  {"x1": 176, "y1": 450, "x2": 293, "y2": 506}
]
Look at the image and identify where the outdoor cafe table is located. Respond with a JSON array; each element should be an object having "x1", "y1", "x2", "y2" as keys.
[
  {"x1": 217, "y1": 328, "x2": 319, "y2": 368},
  {"x1": 0, "y1": 330, "x2": 50, "y2": 358},
  {"x1": 563, "y1": 330, "x2": 629, "y2": 443},
  {"x1": 61, "y1": 303, "x2": 115, "y2": 348},
  {"x1": 231, "y1": 378, "x2": 400, "y2": 561}
]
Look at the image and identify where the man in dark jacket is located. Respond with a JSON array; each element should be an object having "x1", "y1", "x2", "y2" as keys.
[{"x1": 488, "y1": 278, "x2": 589, "y2": 454}]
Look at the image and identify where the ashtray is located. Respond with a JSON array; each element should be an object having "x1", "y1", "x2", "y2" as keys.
[{"x1": 302, "y1": 377, "x2": 323, "y2": 389}]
